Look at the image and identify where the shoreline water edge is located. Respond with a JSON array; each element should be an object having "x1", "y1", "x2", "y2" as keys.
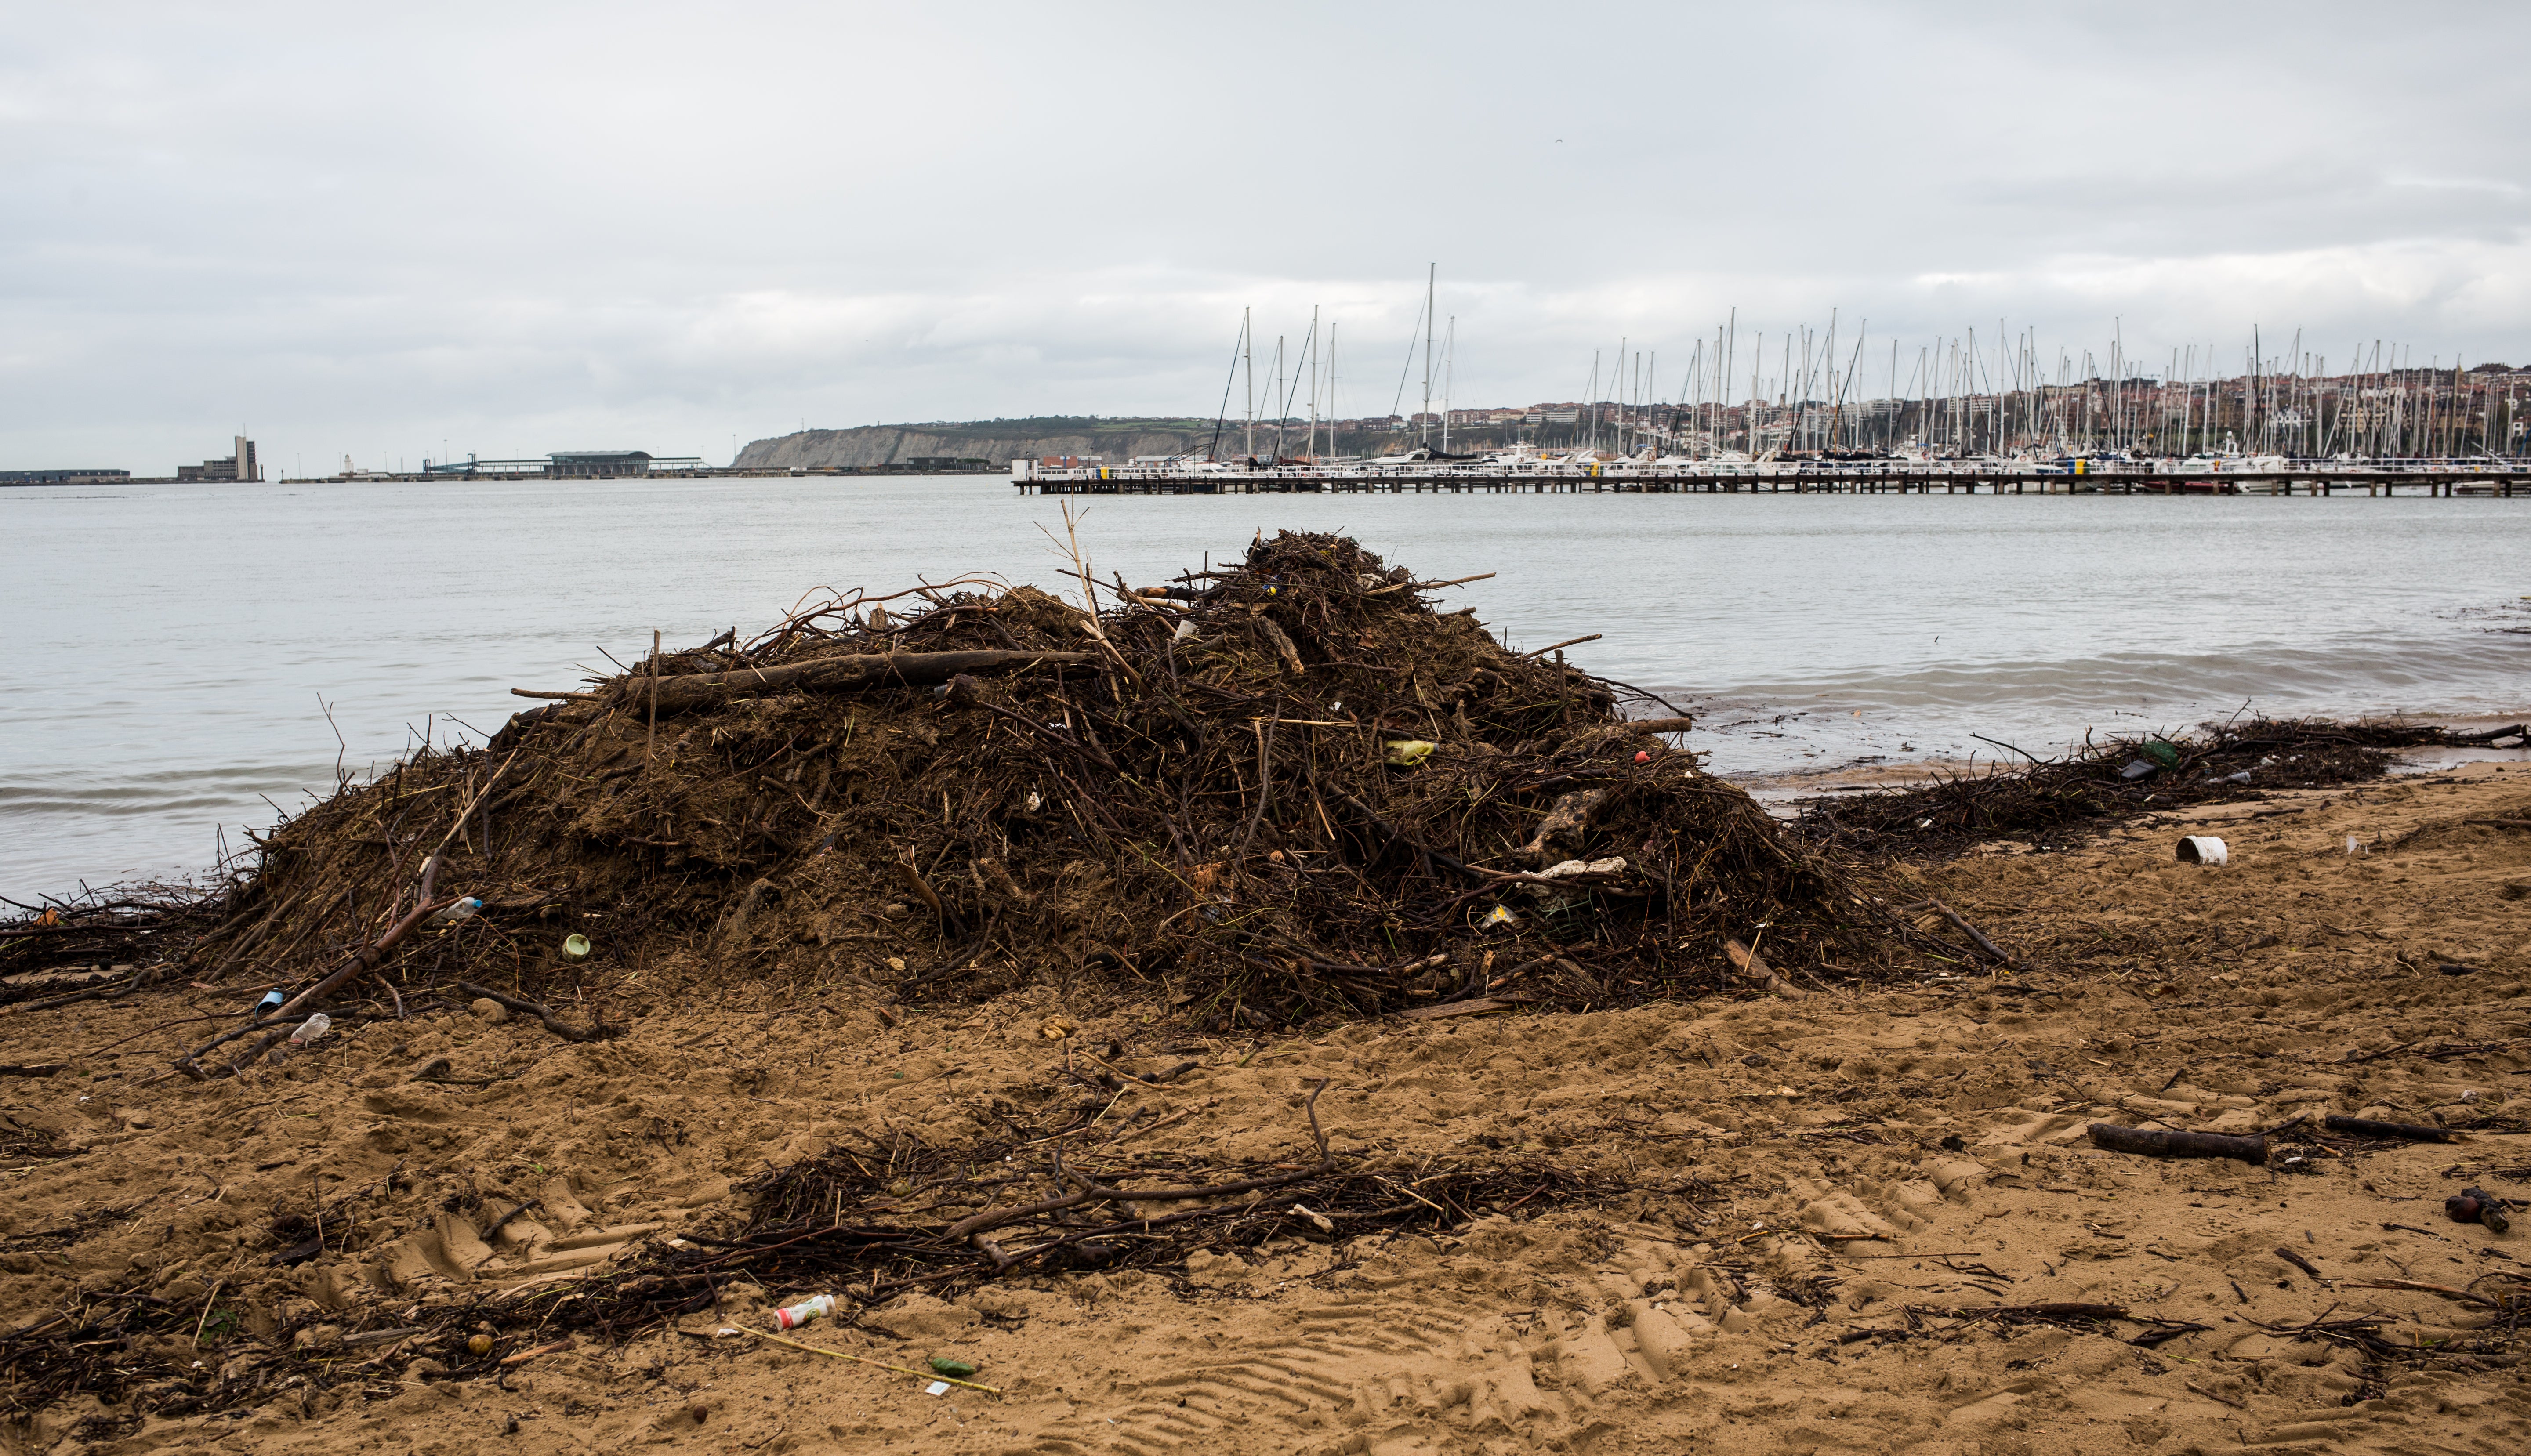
[{"x1": 4, "y1": 475, "x2": 2528, "y2": 897}]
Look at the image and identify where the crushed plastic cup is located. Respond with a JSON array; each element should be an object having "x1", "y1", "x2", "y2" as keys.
[
  {"x1": 562, "y1": 934, "x2": 591, "y2": 960},
  {"x1": 2175, "y1": 835, "x2": 2228, "y2": 866},
  {"x1": 2346, "y1": 835, "x2": 2367, "y2": 855},
  {"x1": 1383, "y1": 739, "x2": 1437, "y2": 767},
  {"x1": 253, "y1": 989, "x2": 285, "y2": 1018},
  {"x1": 268, "y1": 1012, "x2": 331, "y2": 1064}
]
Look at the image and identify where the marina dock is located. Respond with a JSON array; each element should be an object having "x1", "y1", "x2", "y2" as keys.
[{"x1": 1012, "y1": 459, "x2": 2530, "y2": 497}]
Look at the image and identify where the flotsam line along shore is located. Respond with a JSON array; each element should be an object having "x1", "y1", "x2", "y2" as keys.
[{"x1": 2, "y1": 533, "x2": 2529, "y2": 1455}]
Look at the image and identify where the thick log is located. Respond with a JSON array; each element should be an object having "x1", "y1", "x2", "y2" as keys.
[
  {"x1": 579, "y1": 649, "x2": 1097, "y2": 714},
  {"x1": 2088, "y1": 1123, "x2": 2267, "y2": 1165}
]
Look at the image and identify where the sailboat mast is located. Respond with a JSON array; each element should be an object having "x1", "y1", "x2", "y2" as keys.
[
  {"x1": 1441, "y1": 317, "x2": 1455, "y2": 453},
  {"x1": 1421, "y1": 263, "x2": 1436, "y2": 446},
  {"x1": 1326, "y1": 322, "x2": 1337, "y2": 456},
  {"x1": 1722, "y1": 309, "x2": 1737, "y2": 453},
  {"x1": 1305, "y1": 306, "x2": 1320, "y2": 459},
  {"x1": 2257, "y1": 326, "x2": 2278, "y2": 458},
  {"x1": 1271, "y1": 335, "x2": 1286, "y2": 462},
  {"x1": 1609, "y1": 336, "x2": 1624, "y2": 454},
  {"x1": 1585, "y1": 351, "x2": 1599, "y2": 451}
]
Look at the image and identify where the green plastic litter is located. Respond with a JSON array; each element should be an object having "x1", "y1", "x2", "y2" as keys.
[
  {"x1": 929, "y1": 1357, "x2": 978, "y2": 1378},
  {"x1": 2142, "y1": 740, "x2": 2181, "y2": 768}
]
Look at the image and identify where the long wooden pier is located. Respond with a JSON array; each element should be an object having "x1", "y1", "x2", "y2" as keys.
[{"x1": 1012, "y1": 459, "x2": 2529, "y2": 497}]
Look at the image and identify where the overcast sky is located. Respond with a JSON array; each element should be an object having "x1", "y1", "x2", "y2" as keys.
[{"x1": 5, "y1": 0, "x2": 2527, "y2": 474}]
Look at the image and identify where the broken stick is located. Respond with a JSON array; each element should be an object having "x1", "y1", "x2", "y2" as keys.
[{"x1": 2322, "y1": 1114, "x2": 2458, "y2": 1144}]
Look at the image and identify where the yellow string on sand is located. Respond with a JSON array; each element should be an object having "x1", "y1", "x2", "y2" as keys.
[{"x1": 746, "y1": 1330, "x2": 1001, "y2": 1397}]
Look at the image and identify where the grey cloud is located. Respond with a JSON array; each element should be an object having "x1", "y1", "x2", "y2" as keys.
[{"x1": 5, "y1": 0, "x2": 2530, "y2": 475}]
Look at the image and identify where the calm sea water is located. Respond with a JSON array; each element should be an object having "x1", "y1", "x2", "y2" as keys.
[{"x1": 5, "y1": 475, "x2": 2527, "y2": 899}]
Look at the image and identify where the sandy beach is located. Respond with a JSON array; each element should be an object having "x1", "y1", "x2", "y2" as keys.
[{"x1": 3, "y1": 744, "x2": 2524, "y2": 1453}]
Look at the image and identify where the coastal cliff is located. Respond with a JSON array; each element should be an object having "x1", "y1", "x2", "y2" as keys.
[
  {"x1": 737, "y1": 418, "x2": 1225, "y2": 471},
  {"x1": 734, "y1": 416, "x2": 1445, "y2": 470}
]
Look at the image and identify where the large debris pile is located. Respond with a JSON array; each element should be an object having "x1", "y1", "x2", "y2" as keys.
[{"x1": 164, "y1": 532, "x2": 1908, "y2": 1059}]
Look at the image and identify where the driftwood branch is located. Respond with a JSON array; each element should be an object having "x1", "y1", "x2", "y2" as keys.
[
  {"x1": 2089, "y1": 1123, "x2": 2267, "y2": 1165},
  {"x1": 892, "y1": 858, "x2": 961, "y2": 938},
  {"x1": 455, "y1": 982, "x2": 609, "y2": 1043},
  {"x1": 172, "y1": 892, "x2": 459, "y2": 1079},
  {"x1": 0, "y1": 966, "x2": 153, "y2": 1017},
  {"x1": 1362, "y1": 571, "x2": 1495, "y2": 598},
  {"x1": 1725, "y1": 938, "x2": 1804, "y2": 999},
  {"x1": 1255, "y1": 617, "x2": 1307, "y2": 675},
  {"x1": 947, "y1": 1080, "x2": 1331, "y2": 1246},
  {"x1": 556, "y1": 649, "x2": 1097, "y2": 715},
  {"x1": 1896, "y1": 898, "x2": 2023, "y2": 969}
]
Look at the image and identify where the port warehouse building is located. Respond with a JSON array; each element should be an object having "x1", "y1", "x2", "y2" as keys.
[
  {"x1": 422, "y1": 451, "x2": 704, "y2": 478},
  {"x1": 3, "y1": 436, "x2": 261, "y2": 485},
  {"x1": 0, "y1": 469, "x2": 130, "y2": 484}
]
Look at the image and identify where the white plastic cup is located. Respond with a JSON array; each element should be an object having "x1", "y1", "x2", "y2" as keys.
[
  {"x1": 288, "y1": 1013, "x2": 332, "y2": 1046},
  {"x1": 2175, "y1": 835, "x2": 2229, "y2": 866}
]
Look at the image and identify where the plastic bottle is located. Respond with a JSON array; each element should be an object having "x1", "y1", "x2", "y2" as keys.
[
  {"x1": 772, "y1": 1294, "x2": 837, "y2": 1331},
  {"x1": 430, "y1": 897, "x2": 484, "y2": 927}
]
